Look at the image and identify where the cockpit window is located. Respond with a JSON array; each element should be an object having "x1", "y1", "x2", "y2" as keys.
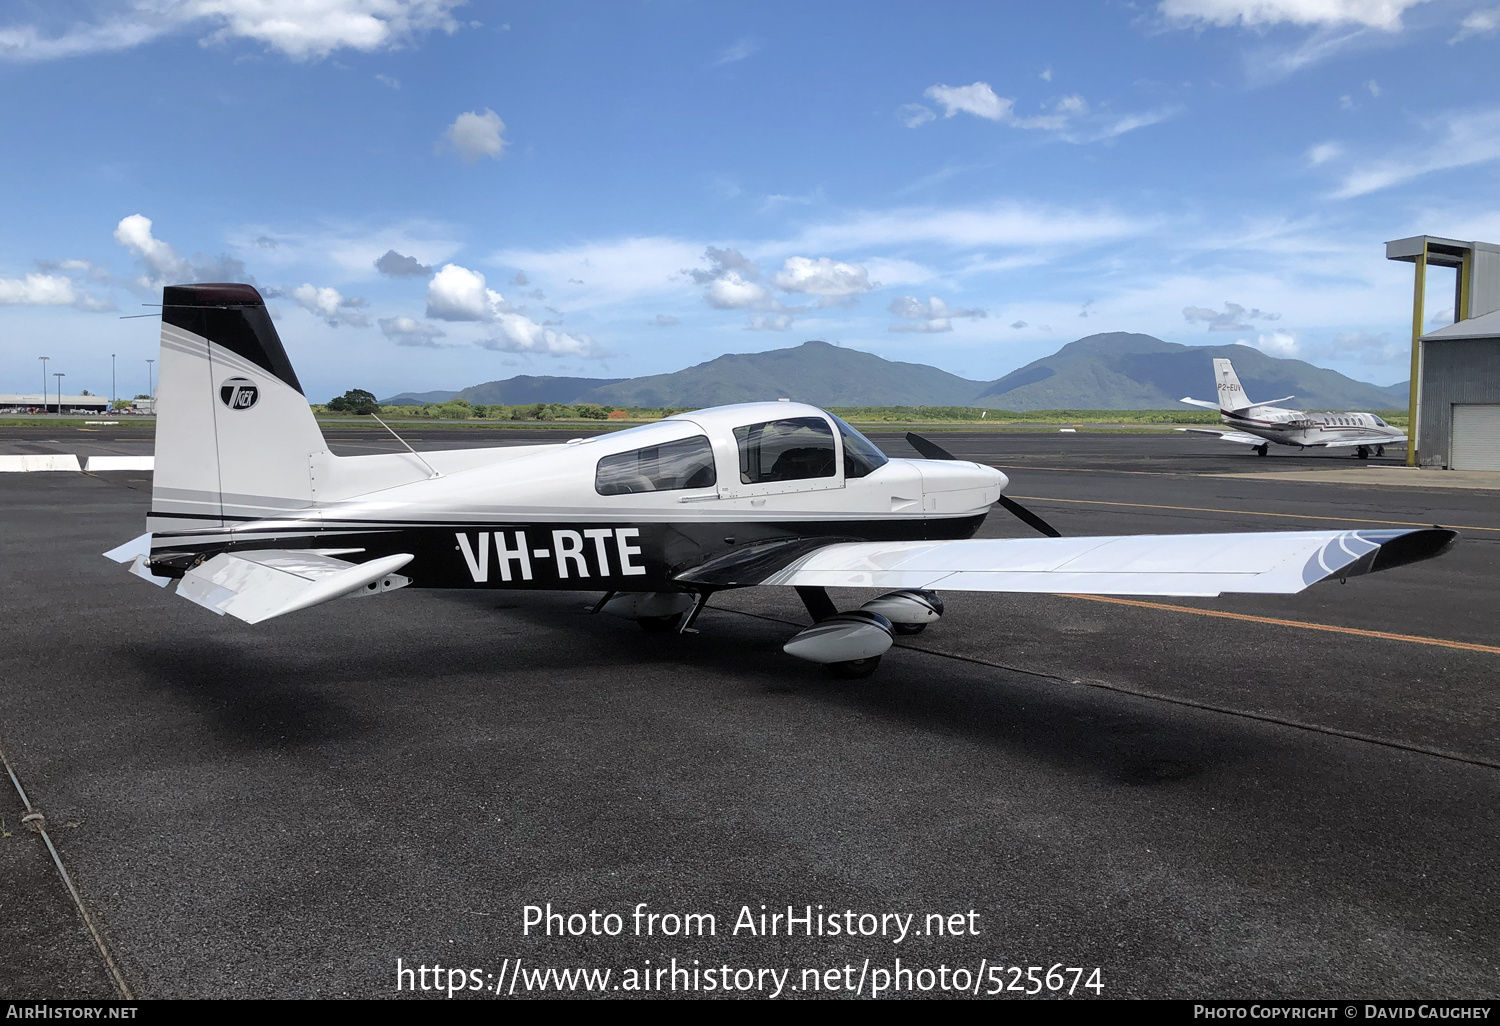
[
  {"x1": 830, "y1": 414, "x2": 889, "y2": 479},
  {"x1": 595, "y1": 435, "x2": 717, "y2": 495},
  {"x1": 1372, "y1": 416, "x2": 1387, "y2": 427},
  {"x1": 734, "y1": 417, "x2": 836, "y2": 484}
]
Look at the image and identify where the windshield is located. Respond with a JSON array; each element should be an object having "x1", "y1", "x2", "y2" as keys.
[{"x1": 830, "y1": 414, "x2": 889, "y2": 479}]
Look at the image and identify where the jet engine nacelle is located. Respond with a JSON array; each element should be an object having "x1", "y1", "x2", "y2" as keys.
[
  {"x1": 859, "y1": 589, "x2": 943, "y2": 626},
  {"x1": 782, "y1": 609, "x2": 894, "y2": 664}
]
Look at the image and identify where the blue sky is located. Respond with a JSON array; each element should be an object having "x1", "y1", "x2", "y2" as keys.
[{"x1": 2, "y1": 0, "x2": 1498, "y2": 401}]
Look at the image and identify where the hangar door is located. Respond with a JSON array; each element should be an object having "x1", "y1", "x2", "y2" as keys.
[{"x1": 1450, "y1": 404, "x2": 1500, "y2": 470}]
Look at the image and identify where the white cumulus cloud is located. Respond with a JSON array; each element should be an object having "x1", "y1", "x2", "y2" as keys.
[
  {"x1": 379, "y1": 316, "x2": 448, "y2": 347},
  {"x1": 0, "y1": 273, "x2": 78, "y2": 306},
  {"x1": 425, "y1": 263, "x2": 510, "y2": 321},
  {"x1": 475, "y1": 315, "x2": 605, "y2": 357},
  {"x1": 292, "y1": 283, "x2": 369, "y2": 327},
  {"x1": 888, "y1": 296, "x2": 986, "y2": 334},
  {"x1": 0, "y1": 0, "x2": 466, "y2": 63},
  {"x1": 770, "y1": 257, "x2": 874, "y2": 300},
  {"x1": 1240, "y1": 330, "x2": 1300, "y2": 357},
  {"x1": 442, "y1": 108, "x2": 506, "y2": 163},
  {"x1": 924, "y1": 82, "x2": 1014, "y2": 121},
  {"x1": 1451, "y1": 7, "x2": 1500, "y2": 42},
  {"x1": 114, "y1": 213, "x2": 185, "y2": 281}
]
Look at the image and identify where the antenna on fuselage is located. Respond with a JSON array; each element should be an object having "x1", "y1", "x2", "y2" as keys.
[{"x1": 370, "y1": 414, "x2": 441, "y2": 479}]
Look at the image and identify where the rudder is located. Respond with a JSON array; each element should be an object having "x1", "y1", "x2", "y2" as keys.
[
  {"x1": 1213, "y1": 358, "x2": 1254, "y2": 412},
  {"x1": 151, "y1": 283, "x2": 327, "y2": 534}
]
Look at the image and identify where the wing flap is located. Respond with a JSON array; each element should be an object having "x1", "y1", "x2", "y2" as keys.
[
  {"x1": 757, "y1": 529, "x2": 1455, "y2": 598},
  {"x1": 176, "y1": 550, "x2": 414, "y2": 624}
]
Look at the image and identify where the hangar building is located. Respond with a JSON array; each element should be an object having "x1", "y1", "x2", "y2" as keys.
[{"x1": 1387, "y1": 236, "x2": 1500, "y2": 470}]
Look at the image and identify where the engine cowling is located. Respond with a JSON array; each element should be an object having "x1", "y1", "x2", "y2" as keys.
[
  {"x1": 782, "y1": 610, "x2": 895, "y2": 664},
  {"x1": 859, "y1": 589, "x2": 943, "y2": 626}
]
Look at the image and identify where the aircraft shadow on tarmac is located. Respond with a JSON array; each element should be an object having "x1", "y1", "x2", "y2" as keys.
[{"x1": 425, "y1": 587, "x2": 1235, "y2": 789}]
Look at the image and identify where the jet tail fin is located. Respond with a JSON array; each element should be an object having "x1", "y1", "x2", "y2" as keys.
[{"x1": 1213, "y1": 358, "x2": 1254, "y2": 412}]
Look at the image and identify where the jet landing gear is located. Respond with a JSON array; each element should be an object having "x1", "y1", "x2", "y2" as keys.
[
  {"x1": 1355, "y1": 446, "x2": 1371, "y2": 460},
  {"x1": 1255, "y1": 443, "x2": 1269, "y2": 457},
  {"x1": 783, "y1": 587, "x2": 944, "y2": 678}
]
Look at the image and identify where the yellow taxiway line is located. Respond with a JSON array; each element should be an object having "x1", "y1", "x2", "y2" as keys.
[{"x1": 1064, "y1": 594, "x2": 1500, "y2": 655}]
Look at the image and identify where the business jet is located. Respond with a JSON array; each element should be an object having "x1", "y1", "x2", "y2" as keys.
[
  {"x1": 104, "y1": 285, "x2": 1453, "y2": 678},
  {"x1": 1179, "y1": 358, "x2": 1407, "y2": 459}
]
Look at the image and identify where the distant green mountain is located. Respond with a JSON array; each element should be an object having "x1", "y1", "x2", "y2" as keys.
[
  {"x1": 973, "y1": 332, "x2": 1409, "y2": 411},
  {"x1": 457, "y1": 375, "x2": 627, "y2": 405},
  {"x1": 575, "y1": 341, "x2": 984, "y2": 407},
  {"x1": 392, "y1": 333, "x2": 1408, "y2": 412},
  {"x1": 378, "y1": 389, "x2": 460, "y2": 405}
]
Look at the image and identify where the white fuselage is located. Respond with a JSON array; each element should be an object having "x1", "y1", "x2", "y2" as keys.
[{"x1": 1220, "y1": 404, "x2": 1405, "y2": 449}]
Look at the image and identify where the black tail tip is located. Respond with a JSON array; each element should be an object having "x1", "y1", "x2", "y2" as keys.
[{"x1": 162, "y1": 283, "x2": 265, "y2": 308}]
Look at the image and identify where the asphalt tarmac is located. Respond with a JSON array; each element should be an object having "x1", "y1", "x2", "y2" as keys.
[{"x1": 2, "y1": 427, "x2": 1497, "y2": 1000}]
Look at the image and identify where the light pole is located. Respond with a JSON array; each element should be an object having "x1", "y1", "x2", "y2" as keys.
[
  {"x1": 112, "y1": 353, "x2": 117, "y2": 410},
  {"x1": 39, "y1": 356, "x2": 48, "y2": 412},
  {"x1": 146, "y1": 359, "x2": 155, "y2": 404},
  {"x1": 54, "y1": 373, "x2": 65, "y2": 415}
]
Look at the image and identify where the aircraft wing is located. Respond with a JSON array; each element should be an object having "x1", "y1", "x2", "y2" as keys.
[
  {"x1": 742, "y1": 528, "x2": 1454, "y2": 598},
  {"x1": 1176, "y1": 427, "x2": 1265, "y2": 446},
  {"x1": 173, "y1": 550, "x2": 414, "y2": 624}
]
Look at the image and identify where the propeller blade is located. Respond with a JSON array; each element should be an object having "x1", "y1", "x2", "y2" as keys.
[
  {"x1": 906, "y1": 432, "x2": 1061, "y2": 537},
  {"x1": 997, "y1": 495, "x2": 1062, "y2": 538},
  {"x1": 905, "y1": 432, "x2": 957, "y2": 461}
]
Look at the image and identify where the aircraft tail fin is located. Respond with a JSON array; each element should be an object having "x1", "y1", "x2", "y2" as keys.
[
  {"x1": 151, "y1": 283, "x2": 327, "y2": 534},
  {"x1": 1213, "y1": 358, "x2": 1254, "y2": 412}
]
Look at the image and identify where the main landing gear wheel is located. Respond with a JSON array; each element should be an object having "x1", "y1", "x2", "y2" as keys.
[
  {"x1": 1255, "y1": 443, "x2": 1269, "y2": 457},
  {"x1": 827, "y1": 656, "x2": 882, "y2": 679},
  {"x1": 1356, "y1": 445, "x2": 1371, "y2": 460},
  {"x1": 892, "y1": 622, "x2": 927, "y2": 636},
  {"x1": 637, "y1": 613, "x2": 683, "y2": 634}
]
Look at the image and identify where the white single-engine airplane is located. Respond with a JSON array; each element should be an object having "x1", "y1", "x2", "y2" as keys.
[
  {"x1": 105, "y1": 285, "x2": 1454, "y2": 678},
  {"x1": 1178, "y1": 358, "x2": 1407, "y2": 459}
]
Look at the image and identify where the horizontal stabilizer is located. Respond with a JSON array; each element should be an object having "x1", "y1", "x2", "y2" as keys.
[
  {"x1": 176, "y1": 550, "x2": 413, "y2": 624},
  {"x1": 754, "y1": 529, "x2": 1455, "y2": 598},
  {"x1": 1177, "y1": 427, "x2": 1265, "y2": 446},
  {"x1": 1179, "y1": 397, "x2": 1220, "y2": 410}
]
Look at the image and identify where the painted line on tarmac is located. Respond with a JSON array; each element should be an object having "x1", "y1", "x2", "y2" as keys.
[
  {"x1": 1063, "y1": 594, "x2": 1500, "y2": 655},
  {"x1": 1011, "y1": 494, "x2": 1500, "y2": 533}
]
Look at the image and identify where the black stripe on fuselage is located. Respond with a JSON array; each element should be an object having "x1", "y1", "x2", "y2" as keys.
[{"x1": 147, "y1": 514, "x2": 988, "y2": 592}]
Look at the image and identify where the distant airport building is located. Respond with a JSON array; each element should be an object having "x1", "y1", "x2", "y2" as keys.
[
  {"x1": 0, "y1": 393, "x2": 123, "y2": 414},
  {"x1": 1387, "y1": 236, "x2": 1500, "y2": 470}
]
